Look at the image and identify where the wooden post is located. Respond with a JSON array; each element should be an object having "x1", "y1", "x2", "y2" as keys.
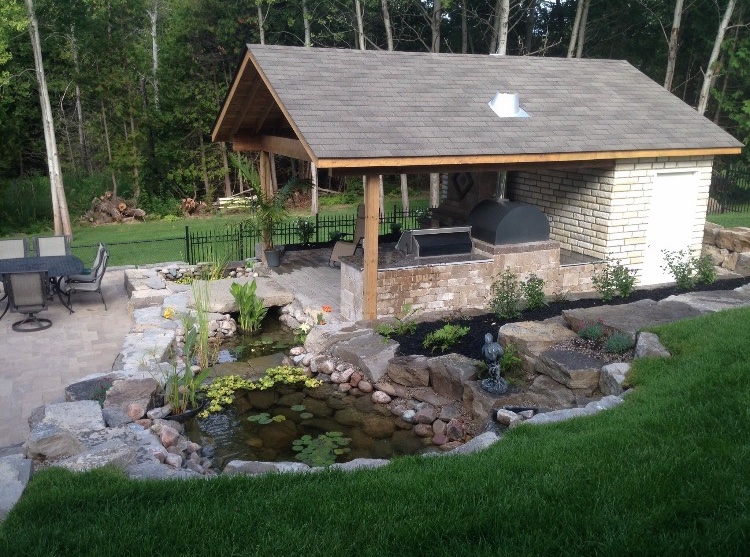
[
  {"x1": 429, "y1": 173, "x2": 440, "y2": 208},
  {"x1": 311, "y1": 161, "x2": 319, "y2": 215},
  {"x1": 364, "y1": 174, "x2": 380, "y2": 320},
  {"x1": 259, "y1": 151, "x2": 273, "y2": 198}
]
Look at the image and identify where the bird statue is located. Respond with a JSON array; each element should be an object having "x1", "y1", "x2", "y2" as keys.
[{"x1": 481, "y1": 332, "x2": 508, "y2": 395}]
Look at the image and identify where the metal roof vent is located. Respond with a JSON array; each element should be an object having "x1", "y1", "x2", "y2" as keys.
[{"x1": 488, "y1": 92, "x2": 529, "y2": 118}]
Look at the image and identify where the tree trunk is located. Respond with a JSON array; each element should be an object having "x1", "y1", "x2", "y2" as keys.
[
  {"x1": 220, "y1": 141, "x2": 231, "y2": 197},
  {"x1": 25, "y1": 0, "x2": 72, "y2": 236},
  {"x1": 129, "y1": 108, "x2": 141, "y2": 201},
  {"x1": 70, "y1": 27, "x2": 91, "y2": 173},
  {"x1": 311, "y1": 161, "x2": 318, "y2": 215},
  {"x1": 381, "y1": 0, "x2": 394, "y2": 51},
  {"x1": 302, "y1": 0, "x2": 311, "y2": 47},
  {"x1": 697, "y1": 0, "x2": 736, "y2": 115},
  {"x1": 575, "y1": 0, "x2": 591, "y2": 58},
  {"x1": 567, "y1": 0, "x2": 584, "y2": 58},
  {"x1": 461, "y1": 1, "x2": 468, "y2": 54},
  {"x1": 354, "y1": 0, "x2": 366, "y2": 50},
  {"x1": 400, "y1": 174, "x2": 410, "y2": 215},
  {"x1": 525, "y1": 0, "x2": 536, "y2": 55},
  {"x1": 257, "y1": 1, "x2": 265, "y2": 44},
  {"x1": 492, "y1": 0, "x2": 510, "y2": 55},
  {"x1": 429, "y1": 173, "x2": 440, "y2": 208},
  {"x1": 431, "y1": 0, "x2": 442, "y2": 52},
  {"x1": 100, "y1": 101, "x2": 118, "y2": 198},
  {"x1": 148, "y1": 0, "x2": 159, "y2": 110},
  {"x1": 664, "y1": 0, "x2": 685, "y2": 91},
  {"x1": 199, "y1": 132, "x2": 210, "y2": 203}
]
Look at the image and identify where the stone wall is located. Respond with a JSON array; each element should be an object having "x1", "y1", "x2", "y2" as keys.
[
  {"x1": 702, "y1": 223, "x2": 750, "y2": 276},
  {"x1": 507, "y1": 156, "x2": 714, "y2": 277}
]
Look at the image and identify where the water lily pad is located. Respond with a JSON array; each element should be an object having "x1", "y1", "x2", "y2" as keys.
[
  {"x1": 290, "y1": 405, "x2": 306, "y2": 412},
  {"x1": 299, "y1": 412, "x2": 313, "y2": 419}
]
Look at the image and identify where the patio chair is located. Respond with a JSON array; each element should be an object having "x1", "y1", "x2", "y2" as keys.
[
  {"x1": 33, "y1": 235, "x2": 71, "y2": 256},
  {"x1": 2, "y1": 270, "x2": 52, "y2": 332},
  {"x1": 61, "y1": 250, "x2": 109, "y2": 311},
  {"x1": 66, "y1": 243, "x2": 107, "y2": 282},
  {"x1": 0, "y1": 238, "x2": 29, "y2": 259},
  {"x1": 329, "y1": 204, "x2": 366, "y2": 267}
]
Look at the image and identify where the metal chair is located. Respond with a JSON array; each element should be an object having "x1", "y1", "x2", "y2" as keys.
[
  {"x1": 33, "y1": 235, "x2": 71, "y2": 256},
  {"x1": 0, "y1": 238, "x2": 29, "y2": 259},
  {"x1": 329, "y1": 204, "x2": 366, "y2": 267},
  {"x1": 66, "y1": 243, "x2": 107, "y2": 282},
  {"x1": 2, "y1": 270, "x2": 52, "y2": 332},
  {"x1": 61, "y1": 250, "x2": 109, "y2": 311}
]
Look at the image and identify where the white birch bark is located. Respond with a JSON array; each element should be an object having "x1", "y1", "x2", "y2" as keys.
[
  {"x1": 25, "y1": 0, "x2": 72, "y2": 236},
  {"x1": 381, "y1": 0, "x2": 394, "y2": 51},
  {"x1": 496, "y1": 0, "x2": 509, "y2": 55},
  {"x1": 697, "y1": 0, "x2": 736, "y2": 115},
  {"x1": 355, "y1": 0, "x2": 366, "y2": 50},
  {"x1": 567, "y1": 0, "x2": 584, "y2": 58},
  {"x1": 148, "y1": 0, "x2": 159, "y2": 109},
  {"x1": 664, "y1": 0, "x2": 685, "y2": 91},
  {"x1": 302, "y1": 0, "x2": 311, "y2": 47},
  {"x1": 575, "y1": 0, "x2": 591, "y2": 58},
  {"x1": 257, "y1": 1, "x2": 265, "y2": 44}
]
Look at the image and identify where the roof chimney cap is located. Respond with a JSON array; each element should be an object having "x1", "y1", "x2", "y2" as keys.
[{"x1": 488, "y1": 92, "x2": 529, "y2": 118}]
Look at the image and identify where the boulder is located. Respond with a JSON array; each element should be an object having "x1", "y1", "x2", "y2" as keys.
[
  {"x1": 498, "y1": 317, "x2": 578, "y2": 372},
  {"x1": 535, "y1": 349, "x2": 606, "y2": 394},
  {"x1": 600, "y1": 363, "x2": 631, "y2": 396},
  {"x1": 634, "y1": 332, "x2": 671, "y2": 359},
  {"x1": 734, "y1": 252, "x2": 750, "y2": 277},
  {"x1": 103, "y1": 378, "x2": 160, "y2": 421},
  {"x1": 52, "y1": 440, "x2": 137, "y2": 473},
  {"x1": 494, "y1": 409, "x2": 522, "y2": 427},
  {"x1": 413, "y1": 404, "x2": 437, "y2": 424},
  {"x1": 447, "y1": 432, "x2": 500, "y2": 455},
  {"x1": 0, "y1": 454, "x2": 32, "y2": 520},
  {"x1": 24, "y1": 401, "x2": 106, "y2": 460},
  {"x1": 333, "y1": 331, "x2": 399, "y2": 383},
  {"x1": 64, "y1": 375, "x2": 117, "y2": 403},
  {"x1": 715, "y1": 227, "x2": 750, "y2": 253},
  {"x1": 428, "y1": 354, "x2": 480, "y2": 400},
  {"x1": 387, "y1": 356, "x2": 430, "y2": 387}
]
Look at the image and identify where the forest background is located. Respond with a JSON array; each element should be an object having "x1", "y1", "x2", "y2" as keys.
[{"x1": 0, "y1": 0, "x2": 748, "y2": 236}]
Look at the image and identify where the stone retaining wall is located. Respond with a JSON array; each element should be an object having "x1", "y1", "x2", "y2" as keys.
[{"x1": 702, "y1": 223, "x2": 750, "y2": 276}]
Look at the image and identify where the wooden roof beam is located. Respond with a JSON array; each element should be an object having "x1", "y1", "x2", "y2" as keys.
[
  {"x1": 232, "y1": 135, "x2": 313, "y2": 162},
  {"x1": 229, "y1": 79, "x2": 263, "y2": 136}
]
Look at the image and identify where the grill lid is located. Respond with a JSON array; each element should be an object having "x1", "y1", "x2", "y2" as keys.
[{"x1": 396, "y1": 226, "x2": 473, "y2": 258}]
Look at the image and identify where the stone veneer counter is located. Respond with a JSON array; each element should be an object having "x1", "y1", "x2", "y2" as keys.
[{"x1": 339, "y1": 245, "x2": 492, "y2": 271}]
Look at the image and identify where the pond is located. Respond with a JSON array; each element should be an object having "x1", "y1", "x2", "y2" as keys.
[{"x1": 184, "y1": 380, "x2": 435, "y2": 469}]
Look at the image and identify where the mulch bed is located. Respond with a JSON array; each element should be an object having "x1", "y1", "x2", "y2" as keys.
[{"x1": 390, "y1": 275, "x2": 750, "y2": 361}]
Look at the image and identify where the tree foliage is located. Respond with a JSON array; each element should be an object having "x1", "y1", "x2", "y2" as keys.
[{"x1": 0, "y1": 0, "x2": 747, "y2": 213}]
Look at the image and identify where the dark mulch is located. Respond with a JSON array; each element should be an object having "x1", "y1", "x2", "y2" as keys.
[{"x1": 390, "y1": 276, "x2": 750, "y2": 360}]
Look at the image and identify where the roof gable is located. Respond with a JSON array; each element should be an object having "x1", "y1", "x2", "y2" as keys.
[{"x1": 212, "y1": 45, "x2": 743, "y2": 169}]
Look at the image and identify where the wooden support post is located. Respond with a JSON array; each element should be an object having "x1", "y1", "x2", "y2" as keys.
[
  {"x1": 311, "y1": 161, "x2": 319, "y2": 215},
  {"x1": 364, "y1": 174, "x2": 380, "y2": 320},
  {"x1": 259, "y1": 151, "x2": 273, "y2": 199},
  {"x1": 429, "y1": 172, "x2": 440, "y2": 208}
]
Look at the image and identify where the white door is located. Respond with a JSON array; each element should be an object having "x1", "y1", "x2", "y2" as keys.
[{"x1": 641, "y1": 171, "x2": 699, "y2": 285}]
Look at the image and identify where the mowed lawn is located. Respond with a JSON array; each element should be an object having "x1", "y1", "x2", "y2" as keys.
[{"x1": 1, "y1": 307, "x2": 749, "y2": 556}]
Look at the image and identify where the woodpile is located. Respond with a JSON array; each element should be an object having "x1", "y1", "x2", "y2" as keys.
[
  {"x1": 83, "y1": 191, "x2": 146, "y2": 224},
  {"x1": 181, "y1": 197, "x2": 209, "y2": 217}
]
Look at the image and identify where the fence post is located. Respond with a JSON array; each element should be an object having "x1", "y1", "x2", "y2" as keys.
[{"x1": 185, "y1": 226, "x2": 191, "y2": 264}]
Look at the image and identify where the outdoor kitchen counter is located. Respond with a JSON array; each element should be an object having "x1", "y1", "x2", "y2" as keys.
[{"x1": 339, "y1": 244, "x2": 492, "y2": 271}]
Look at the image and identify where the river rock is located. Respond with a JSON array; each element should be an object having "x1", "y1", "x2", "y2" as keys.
[
  {"x1": 159, "y1": 426, "x2": 180, "y2": 448},
  {"x1": 445, "y1": 419, "x2": 465, "y2": 441},
  {"x1": 432, "y1": 433, "x2": 449, "y2": 445},
  {"x1": 414, "y1": 404, "x2": 437, "y2": 424},
  {"x1": 494, "y1": 409, "x2": 522, "y2": 427},
  {"x1": 371, "y1": 391, "x2": 392, "y2": 404},
  {"x1": 164, "y1": 453, "x2": 183, "y2": 468},
  {"x1": 357, "y1": 380, "x2": 373, "y2": 393},
  {"x1": 414, "y1": 424, "x2": 433, "y2": 438},
  {"x1": 331, "y1": 368, "x2": 355, "y2": 384},
  {"x1": 401, "y1": 409, "x2": 416, "y2": 423},
  {"x1": 432, "y1": 420, "x2": 447, "y2": 435},
  {"x1": 361, "y1": 415, "x2": 396, "y2": 439}
]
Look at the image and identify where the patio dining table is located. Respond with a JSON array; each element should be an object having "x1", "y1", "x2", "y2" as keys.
[{"x1": 0, "y1": 255, "x2": 84, "y2": 317}]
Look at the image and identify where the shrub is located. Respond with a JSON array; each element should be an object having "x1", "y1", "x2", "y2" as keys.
[
  {"x1": 488, "y1": 269, "x2": 521, "y2": 319},
  {"x1": 521, "y1": 274, "x2": 546, "y2": 310},
  {"x1": 593, "y1": 260, "x2": 638, "y2": 301},
  {"x1": 296, "y1": 217, "x2": 315, "y2": 244},
  {"x1": 422, "y1": 323, "x2": 470, "y2": 353},
  {"x1": 375, "y1": 304, "x2": 418, "y2": 338},
  {"x1": 578, "y1": 321, "x2": 605, "y2": 341},
  {"x1": 694, "y1": 254, "x2": 717, "y2": 285},
  {"x1": 500, "y1": 343, "x2": 524, "y2": 383},
  {"x1": 605, "y1": 332, "x2": 635, "y2": 354},
  {"x1": 592, "y1": 263, "x2": 617, "y2": 302},
  {"x1": 611, "y1": 262, "x2": 638, "y2": 298},
  {"x1": 661, "y1": 249, "x2": 696, "y2": 290}
]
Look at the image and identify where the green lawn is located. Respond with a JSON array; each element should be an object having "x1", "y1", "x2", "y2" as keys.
[
  {"x1": 707, "y1": 210, "x2": 750, "y2": 228},
  {"x1": 2, "y1": 308, "x2": 749, "y2": 556}
]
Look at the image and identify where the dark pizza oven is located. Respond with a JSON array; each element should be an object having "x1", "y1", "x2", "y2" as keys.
[{"x1": 465, "y1": 199, "x2": 550, "y2": 245}]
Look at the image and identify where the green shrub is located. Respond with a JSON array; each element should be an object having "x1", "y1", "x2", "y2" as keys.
[
  {"x1": 230, "y1": 279, "x2": 268, "y2": 333},
  {"x1": 605, "y1": 332, "x2": 635, "y2": 354},
  {"x1": 578, "y1": 321, "x2": 605, "y2": 341},
  {"x1": 593, "y1": 260, "x2": 638, "y2": 300},
  {"x1": 488, "y1": 269, "x2": 521, "y2": 319},
  {"x1": 422, "y1": 323, "x2": 470, "y2": 353},
  {"x1": 694, "y1": 254, "x2": 717, "y2": 285},
  {"x1": 661, "y1": 249, "x2": 696, "y2": 290},
  {"x1": 296, "y1": 217, "x2": 315, "y2": 244},
  {"x1": 500, "y1": 343, "x2": 524, "y2": 383},
  {"x1": 592, "y1": 263, "x2": 617, "y2": 301},
  {"x1": 375, "y1": 304, "x2": 418, "y2": 338},
  {"x1": 611, "y1": 262, "x2": 638, "y2": 298},
  {"x1": 521, "y1": 274, "x2": 546, "y2": 310}
]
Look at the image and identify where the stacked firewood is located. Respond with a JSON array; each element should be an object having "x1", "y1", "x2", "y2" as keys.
[
  {"x1": 83, "y1": 191, "x2": 146, "y2": 224},
  {"x1": 181, "y1": 197, "x2": 209, "y2": 216}
]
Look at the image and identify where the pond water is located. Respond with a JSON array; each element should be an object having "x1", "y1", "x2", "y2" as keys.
[
  {"x1": 184, "y1": 381, "x2": 434, "y2": 469},
  {"x1": 217, "y1": 310, "x2": 298, "y2": 363}
]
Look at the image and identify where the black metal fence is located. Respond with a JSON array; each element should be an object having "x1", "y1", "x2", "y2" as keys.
[
  {"x1": 708, "y1": 163, "x2": 750, "y2": 214},
  {"x1": 185, "y1": 206, "x2": 427, "y2": 264}
]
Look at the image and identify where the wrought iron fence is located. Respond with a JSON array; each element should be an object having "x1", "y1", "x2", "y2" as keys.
[
  {"x1": 72, "y1": 236, "x2": 186, "y2": 268},
  {"x1": 708, "y1": 163, "x2": 750, "y2": 214},
  {"x1": 185, "y1": 206, "x2": 426, "y2": 264}
]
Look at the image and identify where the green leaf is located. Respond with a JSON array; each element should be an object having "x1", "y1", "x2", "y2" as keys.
[{"x1": 290, "y1": 405, "x2": 306, "y2": 412}]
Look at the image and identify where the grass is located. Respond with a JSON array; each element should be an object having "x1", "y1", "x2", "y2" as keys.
[
  {"x1": 707, "y1": 210, "x2": 750, "y2": 228},
  {"x1": 2, "y1": 308, "x2": 749, "y2": 556}
]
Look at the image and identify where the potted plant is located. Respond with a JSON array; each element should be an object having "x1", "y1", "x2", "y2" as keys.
[{"x1": 231, "y1": 154, "x2": 308, "y2": 267}]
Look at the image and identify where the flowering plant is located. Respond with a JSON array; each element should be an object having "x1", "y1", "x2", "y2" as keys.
[{"x1": 162, "y1": 306, "x2": 175, "y2": 320}]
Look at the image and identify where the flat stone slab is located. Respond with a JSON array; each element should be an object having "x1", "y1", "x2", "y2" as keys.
[
  {"x1": 663, "y1": 289, "x2": 750, "y2": 313},
  {"x1": 524, "y1": 395, "x2": 623, "y2": 425},
  {"x1": 194, "y1": 277, "x2": 294, "y2": 313},
  {"x1": 0, "y1": 454, "x2": 32, "y2": 520},
  {"x1": 536, "y1": 349, "x2": 607, "y2": 393},
  {"x1": 498, "y1": 317, "x2": 578, "y2": 371},
  {"x1": 332, "y1": 331, "x2": 398, "y2": 383},
  {"x1": 562, "y1": 298, "x2": 706, "y2": 338}
]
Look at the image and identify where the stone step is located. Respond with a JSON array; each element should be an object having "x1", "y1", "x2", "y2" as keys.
[
  {"x1": 535, "y1": 349, "x2": 607, "y2": 394},
  {"x1": 498, "y1": 316, "x2": 578, "y2": 372}
]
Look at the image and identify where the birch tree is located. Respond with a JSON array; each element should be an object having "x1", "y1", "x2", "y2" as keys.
[
  {"x1": 381, "y1": 0, "x2": 394, "y2": 51},
  {"x1": 493, "y1": 0, "x2": 510, "y2": 55},
  {"x1": 574, "y1": 0, "x2": 591, "y2": 58},
  {"x1": 664, "y1": 0, "x2": 685, "y2": 91},
  {"x1": 697, "y1": 0, "x2": 737, "y2": 115},
  {"x1": 355, "y1": 0, "x2": 366, "y2": 50},
  {"x1": 148, "y1": 0, "x2": 160, "y2": 109},
  {"x1": 302, "y1": 0, "x2": 312, "y2": 47},
  {"x1": 25, "y1": 0, "x2": 72, "y2": 236},
  {"x1": 566, "y1": 0, "x2": 584, "y2": 57}
]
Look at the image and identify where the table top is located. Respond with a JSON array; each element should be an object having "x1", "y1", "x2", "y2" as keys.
[{"x1": 0, "y1": 255, "x2": 84, "y2": 278}]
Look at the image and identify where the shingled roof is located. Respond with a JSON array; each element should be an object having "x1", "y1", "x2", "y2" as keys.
[{"x1": 212, "y1": 45, "x2": 742, "y2": 171}]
